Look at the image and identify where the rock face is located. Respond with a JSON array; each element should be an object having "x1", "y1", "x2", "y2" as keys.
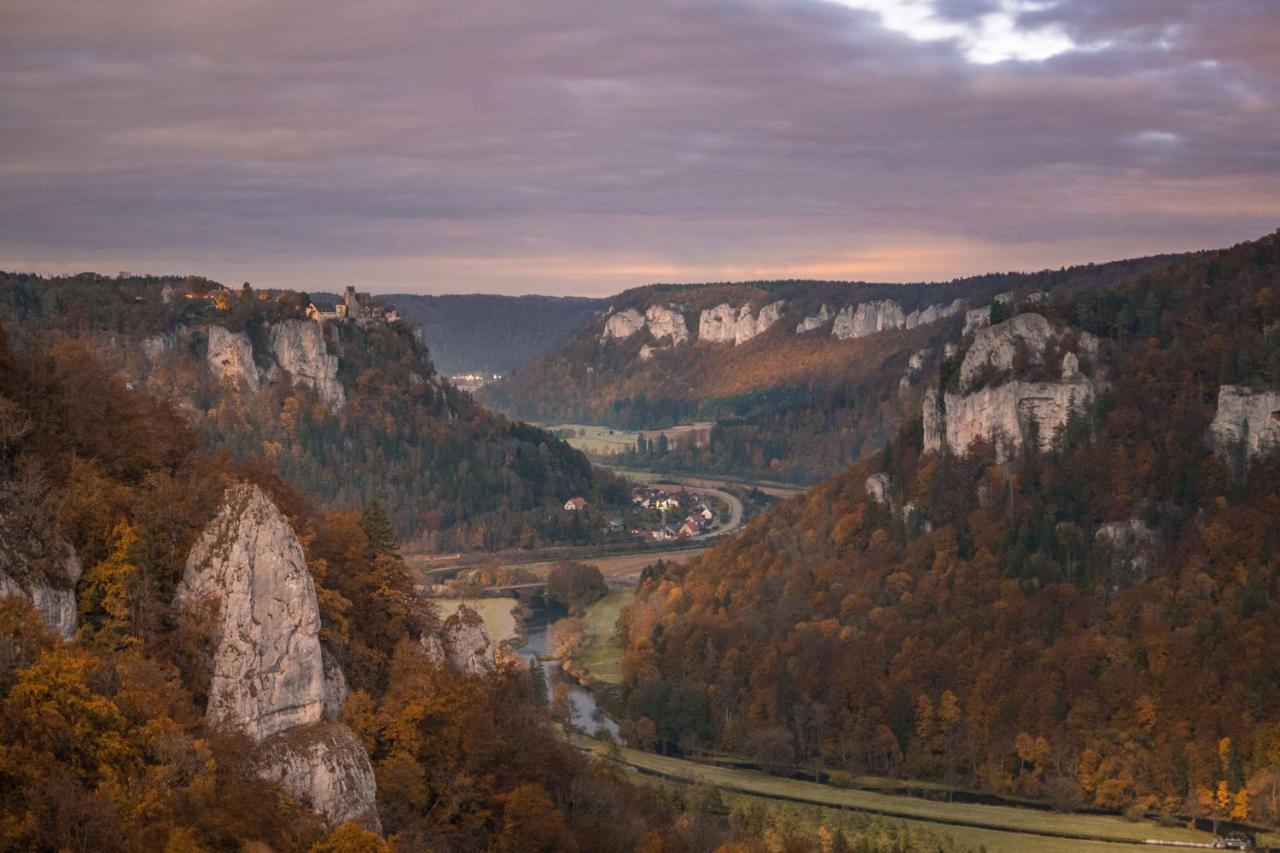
[
  {"x1": 924, "y1": 313, "x2": 1097, "y2": 461},
  {"x1": 958, "y1": 313, "x2": 1054, "y2": 390},
  {"x1": 644, "y1": 305, "x2": 690, "y2": 345},
  {"x1": 423, "y1": 604, "x2": 496, "y2": 676},
  {"x1": 0, "y1": 540, "x2": 81, "y2": 639},
  {"x1": 963, "y1": 307, "x2": 991, "y2": 337},
  {"x1": 796, "y1": 304, "x2": 832, "y2": 334},
  {"x1": 698, "y1": 304, "x2": 741, "y2": 344},
  {"x1": 257, "y1": 723, "x2": 380, "y2": 832},
  {"x1": 925, "y1": 379, "x2": 1094, "y2": 460},
  {"x1": 176, "y1": 483, "x2": 379, "y2": 829},
  {"x1": 177, "y1": 483, "x2": 325, "y2": 741},
  {"x1": 864, "y1": 473, "x2": 890, "y2": 504},
  {"x1": 830, "y1": 299, "x2": 963, "y2": 341},
  {"x1": 698, "y1": 300, "x2": 787, "y2": 346},
  {"x1": 1210, "y1": 385, "x2": 1280, "y2": 466},
  {"x1": 268, "y1": 320, "x2": 345, "y2": 408},
  {"x1": 832, "y1": 300, "x2": 906, "y2": 340},
  {"x1": 206, "y1": 326, "x2": 260, "y2": 392},
  {"x1": 601, "y1": 305, "x2": 690, "y2": 346},
  {"x1": 1096, "y1": 519, "x2": 1157, "y2": 585},
  {"x1": 0, "y1": 474, "x2": 82, "y2": 639},
  {"x1": 602, "y1": 308, "x2": 645, "y2": 340}
]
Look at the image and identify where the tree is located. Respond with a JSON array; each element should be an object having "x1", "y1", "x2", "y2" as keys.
[{"x1": 360, "y1": 498, "x2": 398, "y2": 557}]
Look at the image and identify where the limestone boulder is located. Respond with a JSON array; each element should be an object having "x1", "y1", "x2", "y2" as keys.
[{"x1": 256, "y1": 723, "x2": 380, "y2": 832}]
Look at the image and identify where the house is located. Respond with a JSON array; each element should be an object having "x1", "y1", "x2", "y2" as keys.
[
  {"x1": 699, "y1": 507, "x2": 715, "y2": 521},
  {"x1": 679, "y1": 516, "x2": 704, "y2": 538},
  {"x1": 564, "y1": 497, "x2": 588, "y2": 511},
  {"x1": 655, "y1": 496, "x2": 681, "y2": 513}
]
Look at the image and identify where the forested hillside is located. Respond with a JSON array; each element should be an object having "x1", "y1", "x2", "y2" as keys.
[
  {"x1": 0, "y1": 273, "x2": 625, "y2": 551},
  {"x1": 383, "y1": 293, "x2": 606, "y2": 375},
  {"x1": 621, "y1": 233, "x2": 1280, "y2": 825},
  {"x1": 481, "y1": 255, "x2": 1182, "y2": 483}
]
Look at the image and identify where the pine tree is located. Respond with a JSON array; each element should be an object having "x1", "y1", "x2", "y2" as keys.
[{"x1": 361, "y1": 497, "x2": 398, "y2": 556}]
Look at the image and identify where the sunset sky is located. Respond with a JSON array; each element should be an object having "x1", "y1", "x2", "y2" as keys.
[{"x1": 2, "y1": 0, "x2": 1277, "y2": 295}]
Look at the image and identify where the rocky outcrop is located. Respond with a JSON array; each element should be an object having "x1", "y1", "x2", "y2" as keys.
[
  {"x1": 602, "y1": 308, "x2": 645, "y2": 340},
  {"x1": 177, "y1": 483, "x2": 325, "y2": 741},
  {"x1": 925, "y1": 316, "x2": 1098, "y2": 460},
  {"x1": 0, "y1": 472, "x2": 82, "y2": 639},
  {"x1": 601, "y1": 305, "x2": 690, "y2": 346},
  {"x1": 963, "y1": 307, "x2": 991, "y2": 337},
  {"x1": 958, "y1": 313, "x2": 1053, "y2": 390},
  {"x1": 698, "y1": 300, "x2": 787, "y2": 346},
  {"x1": 756, "y1": 300, "x2": 787, "y2": 336},
  {"x1": 206, "y1": 326, "x2": 260, "y2": 392},
  {"x1": 644, "y1": 305, "x2": 690, "y2": 345},
  {"x1": 925, "y1": 379, "x2": 1094, "y2": 460},
  {"x1": 1209, "y1": 385, "x2": 1280, "y2": 466},
  {"x1": 957, "y1": 313, "x2": 1098, "y2": 392},
  {"x1": 832, "y1": 300, "x2": 906, "y2": 340},
  {"x1": 142, "y1": 333, "x2": 171, "y2": 365},
  {"x1": 256, "y1": 723, "x2": 380, "y2": 831},
  {"x1": 0, "y1": 540, "x2": 80, "y2": 639},
  {"x1": 905, "y1": 299, "x2": 965, "y2": 330},
  {"x1": 830, "y1": 299, "x2": 963, "y2": 341},
  {"x1": 176, "y1": 483, "x2": 379, "y2": 829},
  {"x1": 699, "y1": 304, "x2": 741, "y2": 344},
  {"x1": 864, "y1": 473, "x2": 890, "y2": 504},
  {"x1": 1096, "y1": 519, "x2": 1157, "y2": 585},
  {"x1": 268, "y1": 320, "x2": 345, "y2": 408},
  {"x1": 796, "y1": 304, "x2": 832, "y2": 334},
  {"x1": 422, "y1": 604, "x2": 496, "y2": 676}
]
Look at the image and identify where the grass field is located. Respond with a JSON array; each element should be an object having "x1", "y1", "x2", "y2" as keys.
[
  {"x1": 433, "y1": 597, "x2": 521, "y2": 645},
  {"x1": 574, "y1": 587, "x2": 632, "y2": 684},
  {"x1": 573, "y1": 736, "x2": 1217, "y2": 850},
  {"x1": 542, "y1": 423, "x2": 640, "y2": 456}
]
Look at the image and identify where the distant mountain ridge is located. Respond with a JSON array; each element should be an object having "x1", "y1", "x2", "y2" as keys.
[
  {"x1": 362, "y1": 293, "x2": 606, "y2": 376},
  {"x1": 480, "y1": 254, "x2": 1187, "y2": 482}
]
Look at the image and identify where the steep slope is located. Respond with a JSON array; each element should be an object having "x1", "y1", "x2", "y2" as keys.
[
  {"x1": 0, "y1": 326, "x2": 699, "y2": 851},
  {"x1": 621, "y1": 232, "x2": 1280, "y2": 822},
  {"x1": 382, "y1": 293, "x2": 606, "y2": 376},
  {"x1": 481, "y1": 255, "x2": 1183, "y2": 482},
  {"x1": 0, "y1": 274, "x2": 624, "y2": 550}
]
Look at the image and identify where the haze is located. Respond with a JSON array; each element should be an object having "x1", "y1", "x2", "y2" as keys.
[{"x1": 2, "y1": 0, "x2": 1278, "y2": 294}]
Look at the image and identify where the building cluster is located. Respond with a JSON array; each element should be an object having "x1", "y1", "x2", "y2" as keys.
[
  {"x1": 307, "y1": 286, "x2": 399, "y2": 325},
  {"x1": 630, "y1": 487, "x2": 716, "y2": 541}
]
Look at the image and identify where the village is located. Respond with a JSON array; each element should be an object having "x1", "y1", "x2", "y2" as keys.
[{"x1": 560, "y1": 483, "x2": 727, "y2": 542}]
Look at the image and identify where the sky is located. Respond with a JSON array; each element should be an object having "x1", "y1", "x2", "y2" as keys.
[{"x1": 1, "y1": 0, "x2": 1277, "y2": 296}]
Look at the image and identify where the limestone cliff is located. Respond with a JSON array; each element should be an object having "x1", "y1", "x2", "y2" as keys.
[
  {"x1": 422, "y1": 604, "x2": 496, "y2": 676},
  {"x1": 1210, "y1": 385, "x2": 1280, "y2": 466},
  {"x1": 698, "y1": 300, "x2": 786, "y2": 345},
  {"x1": 268, "y1": 320, "x2": 345, "y2": 408},
  {"x1": 176, "y1": 483, "x2": 379, "y2": 829},
  {"x1": 206, "y1": 326, "x2": 260, "y2": 392},
  {"x1": 925, "y1": 378, "x2": 1094, "y2": 461},
  {"x1": 925, "y1": 313, "x2": 1098, "y2": 460},
  {"x1": 796, "y1": 304, "x2": 832, "y2": 334},
  {"x1": 600, "y1": 305, "x2": 690, "y2": 346},
  {"x1": 830, "y1": 298, "x2": 963, "y2": 341},
  {"x1": 832, "y1": 300, "x2": 906, "y2": 340},
  {"x1": 0, "y1": 471, "x2": 82, "y2": 639},
  {"x1": 177, "y1": 483, "x2": 326, "y2": 740}
]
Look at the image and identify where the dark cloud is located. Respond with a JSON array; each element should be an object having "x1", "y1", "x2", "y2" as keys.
[{"x1": 1, "y1": 0, "x2": 1276, "y2": 293}]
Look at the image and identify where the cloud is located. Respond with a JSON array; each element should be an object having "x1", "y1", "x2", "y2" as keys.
[{"x1": 0, "y1": 0, "x2": 1276, "y2": 294}]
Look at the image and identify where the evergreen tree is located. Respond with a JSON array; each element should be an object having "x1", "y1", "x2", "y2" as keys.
[{"x1": 361, "y1": 497, "x2": 398, "y2": 556}]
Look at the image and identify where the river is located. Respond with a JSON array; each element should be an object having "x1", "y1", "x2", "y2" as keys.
[{"x1": 519, "y1": 614, "x2": 620, "y2": 738}]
